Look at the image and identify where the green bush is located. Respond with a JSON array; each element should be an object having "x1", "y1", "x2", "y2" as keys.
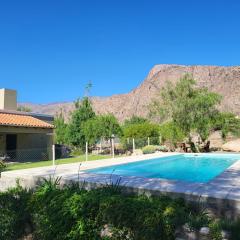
[
  {"x1": 0, "y1": 159, "x2": 6, "y2": 176},
  {"x1": 159, "y1": 122, "x2": 185, "y2": 147},
  {"x1": 0, "y1": 184, "x2": 195, "y2": 240},
  {"x1": 142, "y1": 145, "x2": 168, "y2": 154},
  {"x1": 157, "y1": 145, "x2": 168, "y2": 152},
  {"x1": 0, "y1": 184, "x2": 32, "y2": 240},
  {"x1": 209, "y1": 221, "x2": 223, "y2": 240},
  {"x1": 30, "y1": 182, "x2": 172, "y2": 239},
  {"x1": 217, "y1": 218, "x2": 240, "y2": 240},
  {"x1": 71, "y1": 148, "x2": 84, "y2": 156},
  {"x1": 2, "y1": 179, "x2": 240, "y2": 240},
  {"x1": 121, "y1": 122, "x2": 160, "y2": 150},
  {"x1": 186, "y1": 199, "x2": 210, "y2": 231},
  {"x1": 122, "y1": 122, "x2": 159, "y2": 139},
  {"x1": 142, "y1": 145, "x2": 158, "y2": 154}
]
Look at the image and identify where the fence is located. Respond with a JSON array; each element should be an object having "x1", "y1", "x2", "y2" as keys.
[
  {"x1": 0, "y1": 147, "x2": 52, "y2": 163},
  {"x1": 1, "y1": 136, "x2": 167, "y2": 165},
  {"x1": 85, "y1": 136, "x2": 166, "y2": 160}
]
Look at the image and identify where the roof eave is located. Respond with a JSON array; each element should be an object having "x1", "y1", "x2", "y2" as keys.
[{"x1": 0, "y1": 123, "x2": 54, "y2": 129}]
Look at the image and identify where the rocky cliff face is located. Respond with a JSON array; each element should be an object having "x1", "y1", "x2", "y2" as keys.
[{"x1": 21, "y1": 64, "x2": 240, "y2": 122}]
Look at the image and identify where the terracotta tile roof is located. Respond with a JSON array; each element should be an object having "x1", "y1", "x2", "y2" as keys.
[{"x1": 0, "y1": 113, "x2": 54, "y2": 129}]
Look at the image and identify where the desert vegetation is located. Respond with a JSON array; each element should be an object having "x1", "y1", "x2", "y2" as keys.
[
  {"x1": 1, "y1": 179, "x2": 240, "y2": 240},
  {"x1": 54, "y1": 75, "x2": 240, "y2": 155},
  {"x1": 149, "y1": 74, "x2": 240, "y2": 152}
]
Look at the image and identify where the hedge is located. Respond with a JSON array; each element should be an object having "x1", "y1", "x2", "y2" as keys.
[{"x1": 1, "y1": 179, "x2": 240, "y2": 240}]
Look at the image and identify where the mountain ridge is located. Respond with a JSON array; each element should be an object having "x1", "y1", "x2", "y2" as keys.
[{"x1": 19, "y1": 64, "x2": 240, "y2": 122}]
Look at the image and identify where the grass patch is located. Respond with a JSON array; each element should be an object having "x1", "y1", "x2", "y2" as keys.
[{"x1": 5, "y1": 154, "x2": 112, "y2": 171}]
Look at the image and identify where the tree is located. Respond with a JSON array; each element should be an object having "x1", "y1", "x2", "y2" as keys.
[
  {"x1": 149, "y1": 74, "x2": 222, "y2": 151},
  {"x1": 82, "y1": 118, "x2": 102, "y2": 146},
  {"x1": 124, "y1": 116, "x2": 148, "y2": 127},
  {"x1": 159, "y1": 121, "x2": 185, "y2": 147},
  {"x1": 189, "y1": 88, "x2": 221, "y2": 142},
  {"x1": 213, "y1": 112, "x2": 240, "y2": 139},
  {"x1": 97, "y1": 114, "x2": 122, "y2": 140},
  {"x1": 123, "y1": 122, "x2": 159, "y2": 139},
  {"x1": 83, "y1": 114, "x2": 122, "y2": 146},
  {"x1": 68, "y1": 97, "x2": 95, "y2": 149},
  {"x1": 54, "y1": 111, "x2": 68, "y2": 145},
  {"x1": 122, "y1": 122, "x2": 160, "y2": 148}
]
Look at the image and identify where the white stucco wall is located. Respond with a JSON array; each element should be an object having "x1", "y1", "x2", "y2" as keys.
[{"x1": 0, "y1": 89, "x2": 17, "y2": 111}]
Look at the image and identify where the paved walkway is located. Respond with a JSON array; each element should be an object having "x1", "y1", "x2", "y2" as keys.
[
  {"x1": 0, "y1": 152, "x2": 177, "y2": 190},
  {"x1": 1, "y1": 152, "x2": 240, "y2": 217}
]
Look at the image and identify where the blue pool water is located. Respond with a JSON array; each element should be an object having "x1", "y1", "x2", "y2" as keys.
[{"x1": 86, "y1": 154, "x2": 240, "y2": 183}]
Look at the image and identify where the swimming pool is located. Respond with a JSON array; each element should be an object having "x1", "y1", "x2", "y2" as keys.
[{"x1": 86, "y1": 153, "x2": 240, "y2": 183}]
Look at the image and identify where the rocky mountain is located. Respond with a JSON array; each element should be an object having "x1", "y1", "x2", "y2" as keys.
[{"x1": 20, "y1": 64, "x2": 240, "y2": 122}]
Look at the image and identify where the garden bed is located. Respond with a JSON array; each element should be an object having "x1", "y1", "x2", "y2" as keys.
[{"x1": 1, "y1": 179, "x2": 239, "y2": 240}]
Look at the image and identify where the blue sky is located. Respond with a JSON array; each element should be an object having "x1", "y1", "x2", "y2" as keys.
[{"x1": 0, "y1": 0, "x2": 239, "y2": 103}]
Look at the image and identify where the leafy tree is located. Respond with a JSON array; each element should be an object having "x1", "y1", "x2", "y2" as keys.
[
  {"x1": 159, "y1": 121, "x2": 185, "y2": 147},
  {"x1": 124, "y1": 116, "x2": 148, "y2": 127},
  {"x1": 82, "y1": 118, "x2": 102, "y2": 146},
  {"x1": 213, "y1": 112, "x2": 240, "y2": 139},
  {"x1": 97, "y1": 114, "x2": 122, "y2": 140},
  {"x1": 54, "y1": 111, "x2": 68, "y2": 145},
  {"x1": 189, "y1": 89, "x2": 221, "y2": 142},
  {"x1": 150, "y1": 74, "x2": 221, "y2": 144},
  {"x1": 123, "y1": 122, "x2": 159, "y2": 139},
  {"x1": 122, "y1": 122, "x2": 160, "y2": 148},
  {"x1": 83, "y1": 114, "x2": 122, "y2": 146},
  {"x1": 68, "y1": 97, "x2": 95, "y2": 149},
  {"x1": 17, "y1": 106, "x2": 32, "y2": 112}
]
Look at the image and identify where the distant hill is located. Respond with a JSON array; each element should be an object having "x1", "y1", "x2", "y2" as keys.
[{"x1": 20, "y1": 64, "x2": 240, "y2": 122}]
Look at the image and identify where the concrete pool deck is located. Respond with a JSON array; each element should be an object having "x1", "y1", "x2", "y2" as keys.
[{"x1": 1, "y1": 152, "x2": 240, "y2": 218}]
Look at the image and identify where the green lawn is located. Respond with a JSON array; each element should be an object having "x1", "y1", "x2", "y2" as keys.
[{"x1": 5, "y1": 154, "x2": 112, "y2": 171}]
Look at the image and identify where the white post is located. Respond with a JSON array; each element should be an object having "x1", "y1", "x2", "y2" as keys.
[
  {"x1": 85, "y1": 141, "x2": 88, "y2": 161},
  {"x1": 148, "y1": 137, "x2": 150, "y2": 146},
  {"x1": 112, "y1": 138, "x2": 115, "y2": 158},
  {"x1": 52, "y1": 144, "x2": 55, "y2": 166},
  {"x1": 133, "y1": 138, "x2": 135, "y2": 152},
  {"x1": 100, "y1": 138, "x2": 102, "y2": 152}
]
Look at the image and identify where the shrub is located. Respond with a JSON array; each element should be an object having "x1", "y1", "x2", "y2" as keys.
[
  {"x1": 157, "y1": 145, "x2": 168, "y2": 152},
  {"x1": 29, "y1": 179, "x2": 190, "y2": 240},
  {"x1": 124, "y1": 116, "x2": 149, "y2": 126},
  {"x1": 159, "y1": 121, "x2": 185, "y2": 148},
  {"x1": 187, "y1": 199, "x2": 210, "y2": 231},
  {"x1": 142, "y1": 145, "x2": 168, "y2": 154},
  {"x1": 187, "y1": 212, "x2": 210, "y2": 231},
  {"x1": 217, "y1": 218, "x2": 240, "y2": 240},
  {"x1": 2, "y1": 179, "x2": 240, "y2": 240},
  {"x1": 122, "y1": 122, "x2": 160, "y2": 150},
  {"x1": 71, "y1": 148, "x2": 84, "y2": 156},
  {"x1": 122, "y1": 123, "x2": 159, "y2": 139},
  {"x1": 30, "y1": 178, "x2": 76, "y2": 240},
  {"x1": 209, "y1": 221, "x2": 223, "y2": 240},
  {"x1": 0, "y1": 159, "x2": 6, "y2": 176},
  {"x1": 142, "y1": 145, "x2": 158, "y2": 154},
  {"x1": 0, "y1": 184, "x2": 32, "y2": 240}
]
